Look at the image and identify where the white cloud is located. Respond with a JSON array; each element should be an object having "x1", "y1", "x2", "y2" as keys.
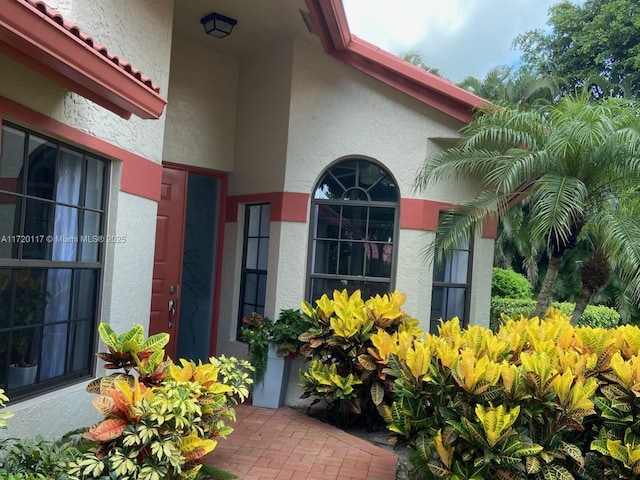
[{"x1": 342, "y1": 0, "x2": 558, "y2": 82}]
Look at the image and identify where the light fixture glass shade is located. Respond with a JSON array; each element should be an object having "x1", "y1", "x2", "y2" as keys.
[{"x1": 200, "y1": 12, "x2": 237, "y2": 38}]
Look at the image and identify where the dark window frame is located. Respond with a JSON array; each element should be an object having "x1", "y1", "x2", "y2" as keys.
[
  {"x1": 236, "y1": 203, "x2": 270, "y2": 339},
  {"x1": 307, "y1": 158, "x2": 399, "y2": 302},
  {"x1": 0, "y1": 121, "x2": 108, "y2": 399},
  {"x1": 429, "y1": 232, "x2": 474, "y2": 333}
]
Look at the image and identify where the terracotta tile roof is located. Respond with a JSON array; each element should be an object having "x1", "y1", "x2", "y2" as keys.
[{"x1": 24, "y1": 0, "x2": 161, "y2": 94}]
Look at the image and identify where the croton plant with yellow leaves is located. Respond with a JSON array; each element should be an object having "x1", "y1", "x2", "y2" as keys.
[
  {"x1": 367, "y1": 303, "x2": 640, "y2": 480},
  {"x1": 67, "y1": 323, "x2": 253, "y2": 480},
  {"x1": 298, "y1": 289, "x2": 422, "y2": 424}
]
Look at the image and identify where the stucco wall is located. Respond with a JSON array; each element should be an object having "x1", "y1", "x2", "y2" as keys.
[
  {"x1": 0, "y1": 0, "x2": 172, "y2": 438},
  {"x1": 229, "y1": 41, "x2": 294, "y2": 195},
  {"x1": 163, "y1": 36, "x2": 239, "y2": 171},
  {"x1": 283, "y1": 39, "x2": 491, "y2": 325},
  {"x1": 213, "y1": 38, "x2": 494, "y2": 407}
]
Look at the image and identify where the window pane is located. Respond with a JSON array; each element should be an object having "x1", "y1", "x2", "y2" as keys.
[
  {"x1": 247, "y1": 205, "x2": 260, "y2": 236},
  {"x1": 332, "y1": 160, "x2": 357, "y2": 190},
  {"x1": 259, "y1": 204, "x2": 270, "y2": 236},
  {"x1": 431, "y1": 287, "x2": 466, "y2": 326},
  {"x1": 245, "y1": 238, "x2": 258, "y2": 269},
  {"x1": 342, "y1": 205, "x2": 367, "y2": 239},
  {"x1": 81, "y1": 211, "x2": 102, "y2": 262},
  {"x1": 257, "y1": 273, "x2": 267, "y2": 306},
  {"x1": 449, "y1": 250, "x2": 469, "y2": 283},
  {"x1": 339, "y1": 240, "x2": 364, "y2": 276},
  {"x1": 27, "y1": 136, "x2": 56, "y2": 200},
  {"x1": 365, "y1": 240, "x2": 392, "y2": 278},
  {"x1": 73, "y1": 270, "x2": 98, "y2": 319},
  {"x1": 369, "y1": 175, "x2": 399, "y2": 202},
  {"x1": 0, "y1": 195, "x2": 22, "y2": 259},
  {"x1": 69, "y1": 319, "x2": 92, "y2": 372},
  {"x1": 315, "y1": 204, "x2": 341, "y2": 239},
  {"x1": 358, "y1": 161, "x2": 385, "y2": 188},
  {"x1": 0, "y1": 332, "x2": 9, "y2": 386},
  {"x1": 41, "y1": 322, "x2": 67, "y2": 380},
  {"x1": 52, "y1": 206, "x2": 79, "y2": 261},
  {"x1": 57, "y1": 148, "x2": 82, "y2": 206},
  {"x1": 0, "y1": 268, "x2": 11, "y2": 329},
  {"x1": 244, "y1": 273, "x2": 257, "y2": 304},
  {"x1": 15, "y1": 269, "x2": 46, "y2": 327},
  {"x1": 44, "y1": 269, "x2": 73, "y2": 323},
  {"x1": 314, "y1": 173, "x2": 344, "y2": 200},
  {"x1": 0, "y1": 126, "x2": 26, "y2": 195},
  {"x1": 22, "y1": 198, "x2": 54, "y2": 260},
  {"x1": 313, "y1": 239, "x2": 337, "y2": 274},
  {"x1": 369, "y1": 207, "x2": 395, "y2": 242},
  {"x1": 257, "y1": 238, "x2": 269, "y2": 270},
  {"x1": 433, "y1": 250, "x2": 469, "y2": 283},
  {"x1": 85, "y1": 157, "x2": 105, "y2": 210},
  {"x1": 10, "y1": 325, "x2": 41, "y2": 366}
]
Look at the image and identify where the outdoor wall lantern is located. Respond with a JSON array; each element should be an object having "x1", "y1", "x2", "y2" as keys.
[{"x1": 200, "y1": 12, "x2": 237, "y2": 38}]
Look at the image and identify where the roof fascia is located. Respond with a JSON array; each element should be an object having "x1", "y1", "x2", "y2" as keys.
[
  {"x1": 0, "y1": 0, "x2": 167, "y2": 119},
  {"x1": 305, "y1": 0, "x2": 486, "y2": 123}
]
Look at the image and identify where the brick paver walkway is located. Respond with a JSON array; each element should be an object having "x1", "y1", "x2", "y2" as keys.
[{"x1": 206, "y1": 403, "x2": 398, "y2": 479}]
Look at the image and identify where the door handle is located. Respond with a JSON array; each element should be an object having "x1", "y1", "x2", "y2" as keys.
[{"x1": 168, "y1": 299, "x2": 176, "y2": 329}]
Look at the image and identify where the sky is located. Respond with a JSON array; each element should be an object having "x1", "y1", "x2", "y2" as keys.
[{"x1": 342, "y1": 0, "x2": 559, "y2": 83}]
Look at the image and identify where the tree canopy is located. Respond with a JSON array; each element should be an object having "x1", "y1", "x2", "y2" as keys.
[
  {"x1": 415, "y1": 93, "x2": 640, "y2": 322},
  {"x1": 514, "y1": 0, "x2": 640, "y2": 98}
]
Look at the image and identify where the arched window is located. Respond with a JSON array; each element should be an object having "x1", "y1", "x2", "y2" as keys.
[{"x1": 308, "y1": 158, "x2": 399, "y2": 301}]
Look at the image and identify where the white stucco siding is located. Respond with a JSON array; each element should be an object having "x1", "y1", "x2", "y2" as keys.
[
  {"x1": 286, "y1": 40, "x2": 479, "y2": 202},
  {"x1": 0, "y1": 383, "x2": 101, "y2": 440},
  {"x1": 0, "y1": 1, "x2": 172, "y2": 438},
  {"x1": 0, "y1": 0, "x2": 173, "y2": 164},
  {"x1": 102, "y1": 190, "x2": 158, "y2": 335},
  {"x1": 69, "y1": 0, "x2": 173, "y2": 164},
  {"x1": 229, "y1": 41, "x2": 294, "y2": 195},
  {"x1": 163, "y1": 37, "x2": 239, "y2": 171},
  {"x1": 468, "y1": 236, "x2": 494, "y2": 329},
  {"x1": 281, "y1": 39, "x2": 492, "y2": 328},
  {"x1": 216, "y1": 220, "x2": 245, "y2": 359}
]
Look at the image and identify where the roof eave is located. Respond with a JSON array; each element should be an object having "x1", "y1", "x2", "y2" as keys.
[
  {"x1": 0, "y1": 0, "x2": 167, "y2": 120},
  {"x1": 305, "y1": 0, "x2": 488, "y2": 123}
]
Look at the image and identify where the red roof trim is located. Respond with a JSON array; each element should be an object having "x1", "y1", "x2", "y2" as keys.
[
  {"x1": 0, "y1": 0, "x2": 167, "y2": 119},
  {"x1": 305, "y1": 0, "x2": 487, "y2": 123}
]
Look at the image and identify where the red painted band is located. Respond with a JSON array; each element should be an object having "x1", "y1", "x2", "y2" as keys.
[{"x1": 226, "y1": 192, "x2": 309, "y2": 223}]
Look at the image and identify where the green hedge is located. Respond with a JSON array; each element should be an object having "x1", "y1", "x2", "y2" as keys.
[
  {"x1": 490, "y1": 297, "x2": 620, "y2": 330},
  {"x1": 491, "y1": 267, "x2": 533, "y2": 299}
]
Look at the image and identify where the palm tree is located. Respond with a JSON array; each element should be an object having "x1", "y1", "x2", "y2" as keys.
[
  {"x1": 458, "y1": 66, "x2": 559, "y2": 109},
  {"x1": 400, "y1": 50, "x2": 446, "y2": 78},
  {"x1": 415, "y1": 92, "x2": 640, "y2": 323}
]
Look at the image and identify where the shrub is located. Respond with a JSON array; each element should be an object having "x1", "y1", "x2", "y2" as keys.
[
  {"x1": 372, "y1": 306, "x2": 640, "y2": 479},
  {"x1": 298, "y1": 289, "x2": 422, "y2": 426},
  {"x1": 489, "y1": 297, "x2": 535, "y2": 330},
  {"x1": 0, "y1": 433, "x2": 82, "y2": 479},
  {"x1": 553, "y1": 302, "x2": 620, "y2": 329},
  {"x1": 491, "y1": 267, "x2": 533, "y2": 299},
  {"x1": 67, "y1": 323, "x2": 252, "y2": 480},
  {"x1": 490, "y1": 298, "x2": 621, "y2": 330}
]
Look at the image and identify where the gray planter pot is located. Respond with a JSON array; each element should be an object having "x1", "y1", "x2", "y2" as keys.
[
  {"x1": 8, "y1": 364, "x2": 38, "y2": 388},
  {"x1": 252, "y1": 345, "x2": 291, "y2": 408}
]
